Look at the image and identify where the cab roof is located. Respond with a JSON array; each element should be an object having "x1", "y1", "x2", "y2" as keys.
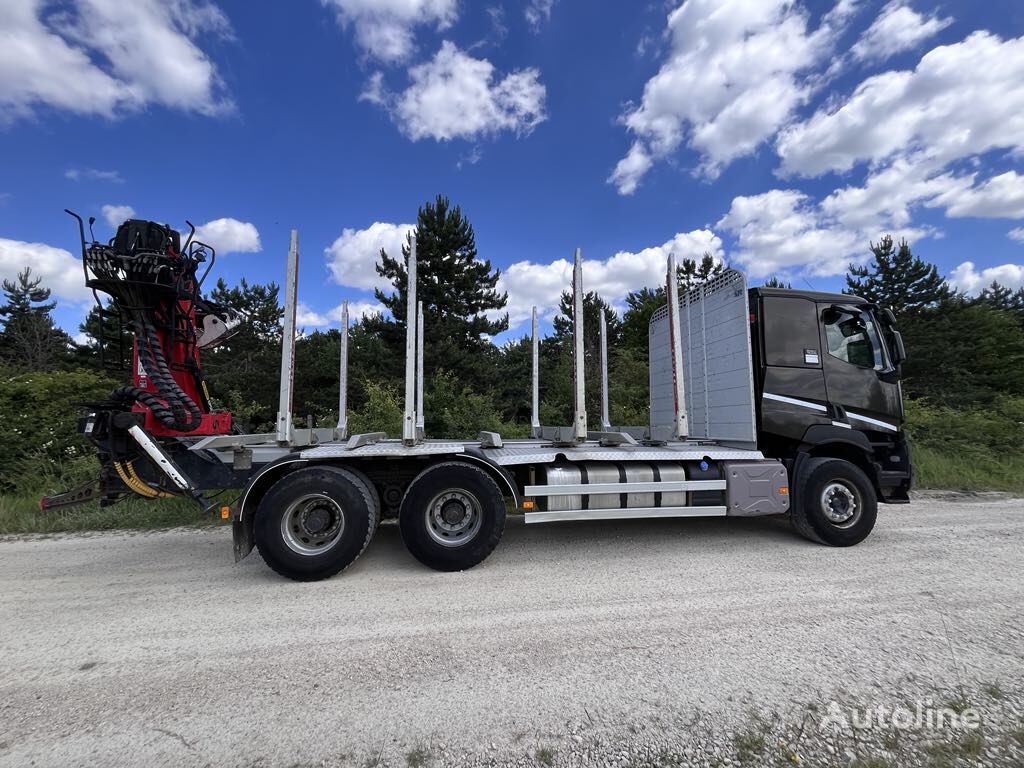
[{"x1": 750, "y1": 287, "x2": 868, "y2": 305}]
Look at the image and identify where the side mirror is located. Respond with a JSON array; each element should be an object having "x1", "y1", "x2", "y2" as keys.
[{"x1": 891, "y1": 330, "x2": 907, "y2": 365}]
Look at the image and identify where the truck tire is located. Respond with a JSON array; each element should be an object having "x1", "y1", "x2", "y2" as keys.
[
  {"x1": 791, "y1": 457, "x2": 877, "y2": 546},
  {"x1": 399, "y1": 461, "x2": 506, "y2": 572},
  {"x1": 254, "y1": 465, "x2": 379, "y2": 581}
]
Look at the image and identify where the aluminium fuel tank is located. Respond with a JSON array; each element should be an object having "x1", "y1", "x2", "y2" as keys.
[{"x1": 537, "y1": 461, "x2": 725, "y2": 512}]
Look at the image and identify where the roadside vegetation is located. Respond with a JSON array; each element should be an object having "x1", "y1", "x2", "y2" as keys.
[{"x1": 1, "y1": 197, "x2": 1022, "y2": 533}]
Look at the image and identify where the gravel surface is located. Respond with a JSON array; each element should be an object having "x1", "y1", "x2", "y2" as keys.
[{"x1": 1, "y1": 494, "x2": 1023, "y2": 767}]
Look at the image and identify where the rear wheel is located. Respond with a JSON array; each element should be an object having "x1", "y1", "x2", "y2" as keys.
[
  {"x1": 399, "y1": 461, "x2": 506, "y2": 572},
  {"x1": 254, "y1": 465, "x2": 378, "y2": 581},
  {"x1": 791, "y1": 457, "x2": 877, "y2": 546}
]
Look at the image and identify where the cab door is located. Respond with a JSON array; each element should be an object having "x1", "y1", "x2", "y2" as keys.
[{"x1": 818, "y1": 305, "x2": 903, "y2": 433}]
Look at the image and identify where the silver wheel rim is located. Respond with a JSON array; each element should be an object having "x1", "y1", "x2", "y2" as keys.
[
  {"x1": 425, "y1": 489, "x2": 483, "y2": 547},
  {"x1": 820, "y1": 482, "x2": 860, "y2": 528},
  {"x1": 281, "y1": 493, "x2": 345, "y2": 555}
]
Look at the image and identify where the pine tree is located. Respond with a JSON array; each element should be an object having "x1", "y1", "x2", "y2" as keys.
[
  {"x1": 763, "y1": 276, "x2": 793, "y2": 288},
  {"x1": 0, "y1": 268, "x2": 72, "y2": 371},
  {"x1": 975, "y1": 281, "x2": 1014, "y2": 310},
  {"x1": 201, "y1": 277, "x2": 284, "y2": 429},
  {"x1": 678, "y1": 252, "x2": 724, "y2": 292},
  {"x1": 363, "y1": 195, "x2": 508, "y2": 382},
  {"x1": 617, "y1": 256, "x2": 727, "y2": 364},
  {"x1": 543, "y1": 291, "x2": 623, "y2": 424},
  {"x1": 75, "y1": 301, "x2": 132, "y2": 369},
  {"x1": 620, "y1": 287, "x2": 664, "y2": 362},
  {"x1": 845, "y1": 236, "x2": 951, "y2": 316}
]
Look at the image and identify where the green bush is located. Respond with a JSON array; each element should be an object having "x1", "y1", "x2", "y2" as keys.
[
  {"x1": 904, "y1": 396, "x2": 1024, "y2": 492},
  {"x1": 904, "y1": 396, "x2": 1024, "y2": 458},
  {"x1": 347, "y1": 380, "x2": 404, "y2": 436},
  {"x1": 0, "y1": 367, "x2": 118, "y2": 492}
]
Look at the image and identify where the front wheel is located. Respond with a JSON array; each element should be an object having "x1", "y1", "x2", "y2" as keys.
[
  {"x1": 399, "y1": 462, "x2": 506, "y2": 572},
  {"x1": 254, "y1": 465, "x2": 379, "y2": 581},
  {"x1": 791, "y1": 457, "x2": 877, "y2": 546}
]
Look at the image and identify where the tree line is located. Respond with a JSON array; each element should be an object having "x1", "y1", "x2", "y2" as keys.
[{"x1": 3, "y1": 195, "x2": 1024, "y2": 447}]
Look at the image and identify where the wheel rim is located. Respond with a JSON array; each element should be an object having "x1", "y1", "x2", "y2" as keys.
[
  {"x1": 425, "y1": 489, "x2": 483, "y2": 547},
  {"x1": 281, "y1": 493, "x2": 345, "y2": 555},
  {"x1": 820, "y1": 482, "x2": 860, "y2": 528}
]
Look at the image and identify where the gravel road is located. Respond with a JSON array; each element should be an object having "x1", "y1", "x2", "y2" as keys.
[{"x1": 2, "y1": 495, "x2": 1023, "y2": 768}]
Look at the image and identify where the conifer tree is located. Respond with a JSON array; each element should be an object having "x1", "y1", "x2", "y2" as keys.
[
  {"x1": 975, "y1": 281, "x2": 1014, "y2": 311},
  {"x1": 845, "y1": 236, "x2": 951, "y2": 316},
  {"x1": 364, "y1": 195, "x2": 508, "y2": 382},
  {"x1": 0, "y1": 268, "x2": 72, "y2": 371},
  {"x1": 678, "y1": 252, "x2": 724, "y2": 291}
]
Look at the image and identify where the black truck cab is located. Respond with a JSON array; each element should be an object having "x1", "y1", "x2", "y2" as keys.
[{"x1": 749, "y1": 287, "x2": 912, "y2": 504}]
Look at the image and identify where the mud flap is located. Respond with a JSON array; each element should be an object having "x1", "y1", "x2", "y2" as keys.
[{"x1": 232, "y1": 515, "x2": 255, "y2": 562}]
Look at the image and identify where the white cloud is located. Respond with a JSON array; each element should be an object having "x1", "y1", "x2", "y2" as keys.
[
  {"x1": 949, "y1": 261, "x2": 1024, "y2": 294},
  {"x1": 296, "y1": 303, "x2": 329, "y2": 328},
  {"x1": 608, "y1": 143, "x2": 653, "y2": 197},
  {"x1": 820, "y1": 155, "x2": 961, "y2": 231},
  {"x1": 192, "y1": 218, "x2": 261, "y2": 254},
  {"x1": 1010, "y1": 228, "x2": 1024, "y2": 243},
  {"x1": 525, "y1": 0, "x2": 555, "y2": 32},
  {"x1": 777, "y1": 32, "x2": 1024, "y2": 177},
  {"x1": 609, "y1": 0, "x2": 851, "y2": 192},
  {"x1": 326, "y1": 221, "x2": 415, "y2": 292},
  {"x1": 0, "y1": 238, "x2": 92, "y2": 303},
  {"x1": 718, "y1": 190, "x2": 868, "y2": 279},
  {"x1": 321, "y1": 0, "x2": 457, "y2": 64},
  {"x1": 366, "y1": 42, "x2": 546, "y2": 141},
  {"x1": 0, "y1": 0, "x2": 233, "y2": 122},
  {"x1": 329, "y1": 300, "x2": 386, "y2": 322},
  {"x1": 101, "y1": 204, "x2": 135, "y2": 228},
  {"x1": 719, "y1": 163, "x2": 1024, "y2": 281},
  {"x1": 850, "y1": 1, "x2": 952, "y2": 63},
  {"x1": 936, "y1": 171, "x2": 1024, "y2": 220},
  {"x1": 497, "y1": 230, "x2": 724, "y2": 328},
  {"x1": 65, "y1": 168, "x2": 124, "y2": 183},
  {"x1": 295, "y1": 300, "x2": 387, "y2": 328}
]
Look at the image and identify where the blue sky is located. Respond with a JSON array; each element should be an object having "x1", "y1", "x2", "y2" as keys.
[{"x1": 2, "y1": 0, "x2": 1024, "y2": 343}]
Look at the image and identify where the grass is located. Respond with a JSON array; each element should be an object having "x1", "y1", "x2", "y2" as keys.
[
  {"x1": 534, "y1": 747, "x2": 555, "y2": 766},
  {"x1": 0, "y1": 493, "x2": 228, "y2": 535},
  {"x1": 733, "y1": 729, "x2": 766, "y2": 763},
  {"x1": 405, "y1": 746, "x2": 430, "y2": 768},
  {"x1": 1012, "y1": 725, "x2": 1024, "y2": 747},
  {"x1": 923, "y1": 730, "x2": 986, "y2": 768},
  {"x1": 0, "y1": 450, "x2": 232, "y2": 535},
  {"x1": 942, "y1": 691, "x2": 971, "y2": 715},
  {"x1": 983, "y1": 682, "x2": 1005, "y2": 700},
  {"x1": 912, "y1": 444, "x2": 1024, "y2": 494}
]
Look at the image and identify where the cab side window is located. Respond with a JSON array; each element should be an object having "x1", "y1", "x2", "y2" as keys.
[{"x1": 822, "y1": 309, "x2": 884, "y2": 370}]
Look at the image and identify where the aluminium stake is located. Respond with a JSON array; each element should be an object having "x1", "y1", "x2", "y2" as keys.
[
  {"x1": 402, "y1": 234, "x2": 418, "y2": 445},
  {"x1": 337, "y1": 300, "x2": 349, "y2": 439},
  {"x1": 275, "y1": 229, "x2": 299, "y2": 445}
]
